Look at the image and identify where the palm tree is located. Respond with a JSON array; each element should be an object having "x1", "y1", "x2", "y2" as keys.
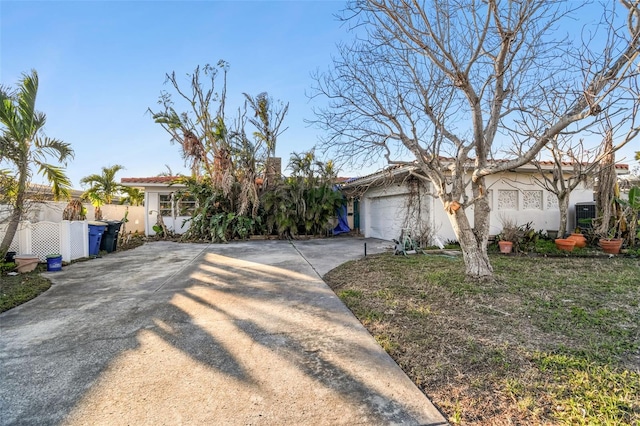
[
  {"x1": 80, "y1": 165, "x2": 125, "y2": 219},
  {"x1": 0, "y1": 70, "x2": 74, "y2": 255},
  {"x1": 119, "y1": 186, "x2": 144, "y2": 206}
]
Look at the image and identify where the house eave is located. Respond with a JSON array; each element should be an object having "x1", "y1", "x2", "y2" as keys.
[{"x1": 341, "y1": 160, "x2": 630, "y2": 192}]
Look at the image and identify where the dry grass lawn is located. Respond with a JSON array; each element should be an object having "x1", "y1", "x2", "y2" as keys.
[{"x1": 324, "y1": 253, "x2": 640, "y2": 425}]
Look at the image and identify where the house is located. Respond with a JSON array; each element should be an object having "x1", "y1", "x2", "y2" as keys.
[
  {"x1": 122, "y1": 174, "x2": 349, "y2": 237},
  {"x1": 340, "y1": 161, "x2": 630, "y2": 243},
  {"x1": 120, "y1": 176, "x2": 193, "y2": 236}
]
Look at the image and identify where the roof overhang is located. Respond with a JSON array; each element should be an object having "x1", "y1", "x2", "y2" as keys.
[
  {"x1": 120, "y1": 176, "x2": 186, "y2": 189},
  {"x1": 340, "y1": 160, "x2": 630, "y2": 191}
]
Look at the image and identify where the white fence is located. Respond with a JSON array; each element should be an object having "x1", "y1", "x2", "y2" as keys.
[
  {"x1": 1, "y1": 220, "x2": 89, "y2": 262},
  {"x1": 0, "y1": 202, "x2": 145, "y2": 234}
]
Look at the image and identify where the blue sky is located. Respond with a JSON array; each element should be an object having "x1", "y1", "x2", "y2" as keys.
[
  {"x1": 1, "y1": 1, "x2": 638, "y2": 189},
  {"x1": 1, "y1": 0, "x2": 360, "y2": 187}
]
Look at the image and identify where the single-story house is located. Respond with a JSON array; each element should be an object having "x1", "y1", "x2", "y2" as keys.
[
  {"x1": 340, "y1": 161, "x2": 630, "y2": 244},
  {"x1": 121, "y1": 176, "x2": 192, "y2": 236}
]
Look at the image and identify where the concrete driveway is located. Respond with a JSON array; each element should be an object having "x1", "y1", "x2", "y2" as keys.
[{"x1": 0, "y1": 237, "x2": 447, "y2": 425}]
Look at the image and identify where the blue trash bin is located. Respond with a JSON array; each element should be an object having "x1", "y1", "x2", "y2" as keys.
[
  {"x1": 46, "y1": 254, "x2": 63, "y2": 271},
  {"x1": 88, "y1": 221, "x2": 107, "y2": 256}
]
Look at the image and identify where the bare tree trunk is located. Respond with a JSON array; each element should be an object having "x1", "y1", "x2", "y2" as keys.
[
  {"x1": 0, "y1": 207, "x2": 21, "y2": 255},
  {"x1": 558, "y1": 192, "x2": 570, "y2": 237},
  {"x1": 595, "y1": 130, "x2": 615, "y2": 236},
  {"x1": 447, "y1": 191, "x2": 493, "y2": 280},
  {"x1": 0, "y1": 162, "x2": 28, "y2": 255}
]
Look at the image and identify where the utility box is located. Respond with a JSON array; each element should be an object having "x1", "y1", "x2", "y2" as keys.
[{"x1": 575, "y1": 202, "x2": 596, "y2": 229}]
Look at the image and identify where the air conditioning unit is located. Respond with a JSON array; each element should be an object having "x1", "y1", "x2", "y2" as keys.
[{"x1": 575, "y1": 202, "x2": 596, "y2": 229}]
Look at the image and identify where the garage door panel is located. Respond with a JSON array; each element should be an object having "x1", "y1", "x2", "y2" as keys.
[{"x1": 369, "y1": 195, "x2": 407, "y2": 241}]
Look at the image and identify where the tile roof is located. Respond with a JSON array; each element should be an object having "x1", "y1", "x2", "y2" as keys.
[
  {"x1": 121, "y1": 176, "x2": 351, "y2": 185},
  {"x1": 121, "y1": 176, "x2": 181, "y2": 184},
  {"x1": 535, "y1": 160, "x2": 628, "y2": 169},
  {"x1": 341, "y1": 159, "x2": 630, "y2": 187}
]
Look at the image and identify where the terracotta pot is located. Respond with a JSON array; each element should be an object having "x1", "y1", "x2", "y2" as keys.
[
  {"x1": 498, "y1": 241, "x2": 513, "y2": 254},
  {"x1": 599, "y1": 238, "x2": 623, "y2": 254},
  {"x1": 14, "y1": 255, "x2": 40, "y2": 273},
  {"x1": 555, "y1": 238, "x2": 576, "y2": 252},
  {"x1": 567, "y1": 233, "x2": 587, "y2": 248}
]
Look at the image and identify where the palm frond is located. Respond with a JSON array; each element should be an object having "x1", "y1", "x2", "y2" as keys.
[
  {"x1": 34, "y1": 137, "x2": 74, "y2": 163},
  {"x1": 81, "y1": 189, "x2": 105, "y2": 207},
  {"x1": 36, "y1": 162, "x2": 72, "y2": 201},
  {"x1": 79, "y1": 164, "x2": 124, "y2": 205},
  {"x1": 16, "y1": 70, "x2": 39, "y2": 132},
  {"x1": 0, "y1": 93, "x2": 21, "y2": 143}
]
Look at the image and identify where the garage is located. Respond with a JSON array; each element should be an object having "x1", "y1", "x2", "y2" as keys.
[{"x1": 367, "y1": 194, "x2": 408, "y2": 241}]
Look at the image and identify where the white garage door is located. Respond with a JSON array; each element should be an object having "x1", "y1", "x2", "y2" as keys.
[{"x1": 368, "y1": 195, "x2": 407, "y2": 241}]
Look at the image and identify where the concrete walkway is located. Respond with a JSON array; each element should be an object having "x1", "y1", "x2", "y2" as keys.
[{"x1": 0, "y1": 238, "x2": 447, "y2": 425}]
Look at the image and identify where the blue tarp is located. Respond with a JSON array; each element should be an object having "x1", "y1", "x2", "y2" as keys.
[{"x1": 333, "y1": 203, "x2": 351, "y2": 235}]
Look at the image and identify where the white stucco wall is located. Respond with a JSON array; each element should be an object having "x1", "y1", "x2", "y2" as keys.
[
  {"x1": 144, "y1": 189, "x2": 191, "y2": 236},
  {"x1": 0, "y1": 202, "x2": 145, "y2": 233},
  {"x1": 482, "y1": 172, "x2": 593, "y2": 236},
  {"x1": 357, "y1": 171, "x2": 594, "y2": 243}
]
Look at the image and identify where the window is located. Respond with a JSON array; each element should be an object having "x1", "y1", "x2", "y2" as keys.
[
  {"x1": 158, "y1": 193, "x2": 197, "y2": 217},
  {"x1": 159, "y1": 194, "x2": 172, "y2": 216},
  {"x1": 177, "y1": 194, "x2": 196, "y2": 216}
]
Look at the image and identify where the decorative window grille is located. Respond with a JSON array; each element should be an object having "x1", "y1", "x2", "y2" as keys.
[
  {"x1": 522, "y1": 190, "x2": 542, "y2": 210},
  {"x1": 546, "y1": 193, "x2": 559, "y2": 210},
  {"x1": 498, "y1": 190, "x2": 518, "y2": 210}
]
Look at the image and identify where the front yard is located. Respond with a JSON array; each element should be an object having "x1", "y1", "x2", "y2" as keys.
[
  {"x1": 0, "y1": 264, "x2": 51, "y2": 313},
  {"x1": 325, "y1": 253, "x2": 640, "y2": 425}
]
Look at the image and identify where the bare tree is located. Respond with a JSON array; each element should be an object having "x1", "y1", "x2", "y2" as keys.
[
  {"x1": 149, "y1": 61, "x2": 291, "y2": 224},
  {"x1": 149, "y1": 61, "x2": 231, "y2": 184},
  {"x1": 532, "y1": 113, "x2": 638, "y2": 236},
  {"x1": 312, "y1": 0, "x2": 640, "y2": 280},
  {"x1": 243, "y1": 93, "x2": 289, "y2": 189},
  {"x1": 533, "y1": 137, "x2": 597, "y2": 237}
]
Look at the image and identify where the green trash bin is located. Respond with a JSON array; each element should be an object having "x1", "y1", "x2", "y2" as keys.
[{"x1": 100, "y1": 221, "x2": 123, "y2": 253}]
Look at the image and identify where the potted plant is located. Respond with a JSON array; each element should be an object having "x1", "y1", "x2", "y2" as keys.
[
  {"x1": 555, "y1": 238, "x2": 576, "y2": 251},
  {"x1": 598, "y1": 221, "x2": 625, "y2": 255},
  {"x1": 566, "y1": 227, "x2": 587, "y2": 248},
  {"x1": 594, "y1": 181, "x2": 627, "y2": 255},
  {"x1": 498, "y1": 218, "x2": 519, "y2": 254},
  {"x1": 599, "y1": 237, "x2": 623, "y2": 254}
]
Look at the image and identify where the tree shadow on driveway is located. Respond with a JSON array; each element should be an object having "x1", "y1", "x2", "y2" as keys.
[{"x1": 0, "y1": 241, "x2": 445, "y2": 425}]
